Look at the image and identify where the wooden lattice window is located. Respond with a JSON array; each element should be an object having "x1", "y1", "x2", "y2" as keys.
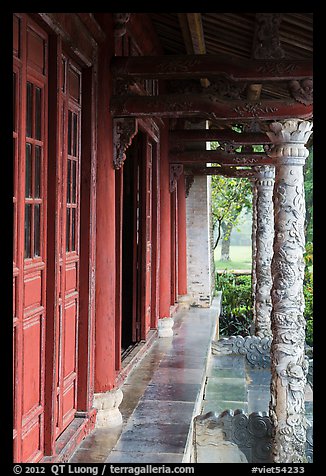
[{"x1": 24, "y1": 82, "x2": 44, "y2": 259}]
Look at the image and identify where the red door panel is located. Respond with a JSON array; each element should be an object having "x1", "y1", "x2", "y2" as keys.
[
  {"x1": 142, "y1": 140, "x2": 153, "y2": 338},
  {"x1": 55, "y1": 56, "x2": 82, "y2": 435},
  {"x1": 13, "y1": 14, "x2": 48, "y2": 463}
]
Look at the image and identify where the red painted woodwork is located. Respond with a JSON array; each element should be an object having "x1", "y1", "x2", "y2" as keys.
[
  {"x1": 111, "y1": 54, "x2": 312, "y2": 81},
  {"x1": 110, "y1": 94, "x2": 313, "y2": 120},
  {"x1": 74, "y1": 60, "x2": 97, "y2": 416},
  {"x1": 186, "y1": 167, "x2": 256, "y2": 178},
  {"x1": 115, "y1": 168, "x2": 123, "y2": 371},
  {"x1": 170, "y1": 190, "x2": 178, "y2": 305},
  {"x1": 53, "y1": 54, "x2": 82, "y2": 438},
  {"x1": 14, "y1": 14, "x2": 97, "y2": 463},
  {"x1": 169, "y1": 129, "x2": 271, "y2": 144},
  {"x1": 159, "y1": 123, "x2": 172, "y2": 318},
  {"x1": 151, "y1": 137, "x2": 160, "y2": 330},
  {"x1": 94, "y1": 13, "x2": 117, "y2": 393},
  {"x1": 169, "y1": 150, "x2": 274, "y2": 166},
  {"x1": 141, "y1": 136, "x2": 153, "y2": 339},
  {"x1": 177, "y1": 174, "x2": 187, "y2": 296},
  {"x1": 13, "y1": 14, "x2": 48, "y2": 463},
  {"x1": 38, "y1": 13, "x2": 94, "y2": 67}
]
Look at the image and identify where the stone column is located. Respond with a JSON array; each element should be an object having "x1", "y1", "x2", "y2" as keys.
[
  {"x1": 254, "y1": 166, "x2": 275, "y2": 337},
  {"x1": 267, "y1": 119, "x2": 313, "y2": 463},
  {"x1": 251, "y1": 179, "x2": 258, "y2": 331}
]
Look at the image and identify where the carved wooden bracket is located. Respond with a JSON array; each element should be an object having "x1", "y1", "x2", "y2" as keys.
[
  {"x1": 113, "y1": 13, "x2": 131, "y2": 37},
  {"x1": 170, "y1": 164, "x2": 184, "y2": 193},
  {"x1": 288, "y1": 79, "x2": 313, "y2": 105},
  {"x1": 113, "y1": 117, "x2": 138, "y2": 170}
]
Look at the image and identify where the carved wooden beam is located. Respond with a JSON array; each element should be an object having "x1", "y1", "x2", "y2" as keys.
[
  {"x1": 113, "y1": 117, "x2": 138, "y2": 170},
  {"x1": 186, "y1": 166, "x2": 256, "y2": 178},
  {"x1": 110, "y1": 94, "x2": 312, "y2": 121},
  {"x1": 111, "y1": 54, "x2": 312, "y2": 81},
  {"x1": 170, "y1": 129, "x2": 271, "y2": 144},
  {"x1": 170, "y1": 150, "x2": 274, "y2": 166},
  {"x1": 170, "y1": 164, "x2": 184, "y2": 193}
]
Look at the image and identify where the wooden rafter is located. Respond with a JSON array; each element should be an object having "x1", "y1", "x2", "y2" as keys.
[{"x1": 178, "y1": 13, "x2": 209, "y2": 88}]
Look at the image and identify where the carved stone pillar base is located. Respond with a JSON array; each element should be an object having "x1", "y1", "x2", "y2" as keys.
[
  {"x1": 177, "y1": 294, "x2": 191, "y2": 310},
  {"x1": 93, "y1": 388, "x2": 123, "y2": 428},
  {"x1": 158, "y1": 317, "x2": 174, "y2": 337}
]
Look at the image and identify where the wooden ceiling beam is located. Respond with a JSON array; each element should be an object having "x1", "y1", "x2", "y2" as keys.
[
  {"x1": 110, "y1": 94, "x2": 312, "y2": 121},
  {"x1": 111, "y1": 54, "x2": 312, "y2": 81},
  {"x1": 170, "y1": 129, "x2": 271, "y2": 144},
  {"x1": 185, "y1": 166, "x2": 256, "y2": 178},
  {"x1": 169, "y1": 150, "x2": 274, "y2": 166}
]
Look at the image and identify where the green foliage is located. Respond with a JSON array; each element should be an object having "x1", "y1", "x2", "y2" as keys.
[
  {"x1": 304, "y1": 242, "x2": 313, "y2": 346},
  {"x1": 216, "y1": 272, "x2": 253, "y2": 337},
  {"x1": 304, "y1": 147, "x2": 313, "y2": 243},
  {"x1": 210, "y1": 149, "x2": 252, "y2": 249}
]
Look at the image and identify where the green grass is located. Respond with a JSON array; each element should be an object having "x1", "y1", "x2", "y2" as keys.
[{"x1": 215, "y1": 245, "x2": 252, "y2": 271}]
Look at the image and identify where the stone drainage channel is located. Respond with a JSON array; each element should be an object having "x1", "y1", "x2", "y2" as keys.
[
  {"x1": 69, "y1": 297, "x2": 313, "y2": 464},
  {"x1": 193, "y1": 337, "x2": 313, "y2": 463}
]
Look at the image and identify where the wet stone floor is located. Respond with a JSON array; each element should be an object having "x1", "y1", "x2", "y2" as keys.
[
  {"x1": 69, "y1": 303, "x2": 313, "y2": 464},
  {"x1": 69, "y1": 301, "x2": 219, "y2": 463},
  {"x1": 202, "y1": 353, "x2": 313, "y2": 426}
]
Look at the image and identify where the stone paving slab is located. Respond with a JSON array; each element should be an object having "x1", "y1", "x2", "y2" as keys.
[
  {"x1": 70, "y1": 299, "x2": 219, "y2": 464},
  {"x1": 128, "y1": 400, "x2": 195, "y2": 425},
  {"x1": 205, "y1": 378, "x2": 247, "y2": 402},
  {"x1": 107, "y1": 451, "x2": 184, "y2": 463},
  {"x1": 142, "y1": 382, "x2": 202, "y2": 402},
  {"x1": 150, "y1": 367, "x2": 203, "y2": 385},
  {"x1": 112, "y1": 422, "x2": 190, "y2": 455}
]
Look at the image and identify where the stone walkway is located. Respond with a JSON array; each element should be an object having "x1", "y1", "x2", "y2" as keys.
[
  {"x1": 69, "y1": 298, "x2": 313, "y2": 464},
  {"x1": 69, "y1": 299, "x2": 220, "y2": 463}
]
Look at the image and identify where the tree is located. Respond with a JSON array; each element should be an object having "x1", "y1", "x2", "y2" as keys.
[{"x1": 211, "y1": 174, "x2": 252, "y2": 260}]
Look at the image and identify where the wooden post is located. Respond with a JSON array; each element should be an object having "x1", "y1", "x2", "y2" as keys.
[{"x1": 177, "y1": 173, "x2": 188, "y2": 295}]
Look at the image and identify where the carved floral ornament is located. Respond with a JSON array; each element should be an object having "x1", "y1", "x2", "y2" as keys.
[
  {"x1": 170, "y1": 164, "x2": 183, "y2": 193},
  {"x1": 113, "y1": 117, "x2": 138, "y2": 170}
]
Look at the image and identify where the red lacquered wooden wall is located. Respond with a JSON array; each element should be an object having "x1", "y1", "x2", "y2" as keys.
[
  {"x1": 13, "y1": 12, "x2": 97, "y2": 462},
  {"x1": 13, "y1": 13, "x2": 48, "y2": 462}
]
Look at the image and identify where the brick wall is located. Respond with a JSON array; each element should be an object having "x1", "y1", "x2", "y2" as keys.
[{"x1": 186, "y1": 175, "x2": 214, "y2": 307}]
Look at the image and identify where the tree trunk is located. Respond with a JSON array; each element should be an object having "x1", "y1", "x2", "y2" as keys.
[{"x1": 220, "y1": 222, "x2": 232, "y2": 261}]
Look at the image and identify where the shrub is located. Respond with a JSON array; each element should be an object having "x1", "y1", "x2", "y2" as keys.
[
  {"x1": 216, "y1": 272, "x2": 253, "y2": 337},
  {"x1": 303, "y1": 242, "x2": 313, "y2": 346}
]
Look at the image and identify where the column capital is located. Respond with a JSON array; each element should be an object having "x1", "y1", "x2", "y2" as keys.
[
  {"x1": 266, "y1": 119, "x2": 313, "y2": 165},
  {"x1": 254, "y1": 165, "x2": 275, "y2": 186}
]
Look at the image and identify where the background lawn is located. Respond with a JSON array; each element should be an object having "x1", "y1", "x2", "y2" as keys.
[{"x1": 214, "y1": 244, "x2": 252, "y2": 271}]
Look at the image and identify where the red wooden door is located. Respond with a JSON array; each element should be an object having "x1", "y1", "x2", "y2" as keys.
[
  {"x1": 55, "y1": 55, "x2": 82, "y2": 436},
  {"x1": 140, "y1": 138, "x2": 153, "y2": 339},
  {"x1": 13, "y1": 14, "x2": 48, "y2": 462}
]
